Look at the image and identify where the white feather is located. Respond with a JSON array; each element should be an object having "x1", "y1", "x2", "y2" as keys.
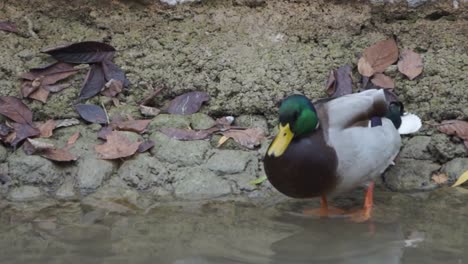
[{"x1": 398, "y1": 113, "x2": 422, "y2": 134}]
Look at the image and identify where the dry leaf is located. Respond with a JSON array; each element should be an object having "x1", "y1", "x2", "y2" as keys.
[
  {"x1": 160, "y1": 127, "x2": 215, "y2": 141},
  {"x1": 112, "y1": 120, "x2": 151, "y2": 133},
  {"x1": 56, "y1": 118, "x2": 80, "y2": 128},
  {"x1": 325, "y1": 65, "x2": 353, "y2": 98},
  {"x1": 42, "y1": 41, "x2": 116, "y2": 64},
  {"x1": 80, "y1": 63, "x2": 106, "y2": 100},
  {"x1": 140, "y1": 105, "x2": 161, "y2": 117},
  {"x1": 0, "y1": 96, "x2": 34, "y2": 125},
  {"x1": 397, "y1": 49, "x2": 423, "y2": 80},
  {"x1": 452, "y1": 170, "x2": 468, "y2": 187},
  {"x1": 220, "y1": 128, "x2": 265, "y2": 149},
  {"x1": 102, "y1": 59, "x2": 130, "y2": 88},
  {"x1": 10, "y1": 123, "x2": 40, "y2": 147},
  {"x1": 167, "y1": 91, "x2": 210, "y2": 115},
  {"x1": 24, "y1": 138, "x2": 55, "y2": 155},
  {"x1": 41, "y1": 148, "x2": 77, "y2": 162},
  {"x1": 357, "y1": 38, "x2": 399, "y2": 77},
  {"x1": 66, "y1": 132, "x2": 80, "y2": 147},
  {"x1": 437, "y1": 120, "x2": 468, "y2": 145},
  {"x1": 0, "y1": 21, "x2": 18, "y2": 33},
  {"x1": 21, "y1": 62, "x2": 77, "y2": 80},
  {"x1": 101, "y1": 79, "x2": 123, "y2": 97},
  {"x1": 371, "y1": 73, "x2": 395, "y2": 89},
  {"x1": 137, "y1": 140, "x2": 155, "y2": 153},
  {"x1": 431, "y1": 173, "x2": 448, "y2": 184},
  {"x1": 95, "y1": 131, "x2": 140, "y2": 159},
  {"x1": 44, "y1": 83, "x2": 71, "y2": 93},
  {"x1": 21, "y1": 81, "x2": 39, "y2": 97},
  {"x1": 29, "y1": 87, "x2": 50, "y2": 103},
  {"x1": 37, "y1": 120, "x2": 56, "y2": 138},
  {"x1": 97, "y1": 126, "x2": 113, "y2": 140},
  {"x1": 75, "y1": 104, "x2": 108, "y2": 124},
  {"x1": 217, "y1": 135, "x2": 230, "y2": 148},
  {"x1": 140, "y1": 87, "x2": 164, "y2": 106}
]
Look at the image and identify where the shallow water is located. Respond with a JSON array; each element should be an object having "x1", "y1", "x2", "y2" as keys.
[{"x1": 1, "y1": 188, "x2": 467, "y2": 264}]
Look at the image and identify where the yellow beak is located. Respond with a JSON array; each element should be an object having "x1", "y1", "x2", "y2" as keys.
[{"x1": 267, "y1": 124, "x2": 294, "y2": 157}]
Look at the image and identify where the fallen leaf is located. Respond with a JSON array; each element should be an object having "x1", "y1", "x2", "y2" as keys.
[
  {"x1": 112, "y1": 119, "x2": 151, "y2": 133},
  {"x1": 139, "y1": 105, "x2": 161, "y2": 117},
  {"x1": 29, "y1": 87, "x2": 50, "y2": 103},
  {"x1": 452, "y1": 170, "x2": 468, "y2": 187},
  {"x1": 431, "y1": 172, "x2": 448, "y2": 184},
  {"x1": 75, "y1": 104, "x2": 108, "y2": 124},
  {"x1": 21, "y1": 81, "x2": 39, "y2": 98},
  {"x1": 101, "y1": 79, "x2": 123, "y2": 97},
  {"x1": 80, "y1": 63, "x2": 106, "y2": 100},
  {"x1": 219, "y1": 128, "x2": 265, "y2": 149},
  {"x1": 95, "y1": 131, "x2": 140, "y2": 159},
  {"x1": 24, "y1": 138, "x2": 55, "y2": 155},
  {"x1": 66, "y1": 132, "x2": 81, "y2": 147},
  {"x1": 160, "y1": 127, "x2": 215, "y2": 140},
  {"x1": 167, "y1": 91, "x2": 210, "y2": 115},
  {"x1": 0, "y1": 21, "x2": 18, "y2": 33},
  {"x1": 97, "y1": 126, "x2": 113, "y2": 140},
  {"x1": 140, "y1": 87, "x2": 164, "y2": 106},
  {"x1": 397, "y1": 49, "x2": 423, "y2": 80},
  {"x1": 21, "y1": 62, "x2": 77, "y2": 80},
  {"x1": 42, "y1": 41, "x2": 116, "y2": 64},
  {"x1": 0, "y1": 123, "x2": 13, "y2": 140},
  {"x1": 45, "y1": 83, "x2": 71, "y2": 93},
  {"x1": 325, "y1": 70, "x2": 336, "y2": 96},
  {"x1": 37, "y1": 120, "x2": 56, "y2": 138},
  {"x1": 217, "y1": 135, "x2": 230, "y2": 148},
  {"x1": 325, "y1": 65, "x2": 353, "y2": 97},
  {"x1": 56, "y1": 118, "x2": 80, "y2": 128},
  {"x1": 41, "y1": 148, "x2": 77, "y2": 162},
  {"x1": 0, "y1": 96, "x2": 34, "y2": 125},
  {"x1": 249, "y1": 175, "x2": 267, "y2": 185},
  {"x1": 437, "y1": 120, "x2": 468, "y2": 142},
  {"x1": 102, "y1": 59, "x2": 130, "y2": 88},
  {"x1": 357, "y1": 38, "x2": 399, "y2": 77},
  {"x1": 371, "y1": 73, "x2": 395, "y2": 89},
  {"x1": 137, "y1": 140, "x2": 155, "y2": 153},
  {"x1": 10, "y1": 123, "x2": 40, "y2": 147}
]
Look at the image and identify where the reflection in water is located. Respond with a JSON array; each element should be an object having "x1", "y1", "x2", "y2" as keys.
[{"x1": 0, "y1": 189, "x2": 467, "y2": 264}]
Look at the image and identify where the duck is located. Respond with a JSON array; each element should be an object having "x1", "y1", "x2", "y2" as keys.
[{"x1": 263, "y1": 89, "x2": 418, "y2": 221}]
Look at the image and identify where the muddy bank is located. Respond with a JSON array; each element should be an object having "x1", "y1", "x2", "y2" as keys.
[{"x1": 0, "y1": 0, "x2": 467, "y2": 206}]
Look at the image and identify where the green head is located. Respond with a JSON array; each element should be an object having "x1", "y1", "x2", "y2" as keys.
[
  {"x1": 267, "y1": 95, "x2": 319, "y2": 157},
  {"x1": 278, "y1": 95, "x2": 319, "y2": 136}
]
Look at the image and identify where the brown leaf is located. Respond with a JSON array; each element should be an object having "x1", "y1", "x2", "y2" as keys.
[
  {"x1": 112, "y1": 120, "x2": 151, "y2": 133},
  {"x1": 325, "y1": 65, "x2": 353, "y2": 98},
  {"x1": 24, "y1": 138, "x2": 55, "y2": 155},
  {"x1": 66, "y1": 132, "x2": 81, "y2": 147},
  {"x1": 220, "y1": 128, "x2": 265, "y2": 149},
  {"x1": 0, "y1": 123, "x2": 13, "y2": 140},
  {"x1": 0, "y1": 21, "x2": 18, "y2": 33},
  {"x1": 325, "y1": 70, "x2": 336, "y2": 96},
  {"x1": 432, "y1": 173, "x2": 448, "y2": 184},
  {"x1": 45, "y1": 83, "x2": 71, "y2": 93},
  {"x1": 101, "y1": 79, "x2": 123, "y2": 97},
  {"x1": 397, "y1": 49, "x2": 423, "y2": 80},
  {"x1": 371, "y1": 73, "x2": 395, "y2": 89},
  {"x1": 42, "y1": 41, "x2": 116, "y2": 64},
  {"x1": 29, "y1": 87, "x2": 50, "y2": 103},
  {"x1": 160, "y1": 127, "x2": 216, "y2": 140},
  {"x1": 37, "y1": 120, "x2": 56, "y2": 138},
  {"x1": 56, "y1": 118, "x2": 80, "y2": 128},
  {"x1": 41, "y1": 148, "x2": 77, "y2": 162},
  {"x1": 0, "y1": 96, "x2": 34, "y2": 125},
  {"x1": 167, "y1": 91, "x2": 210, "y2": 115},
  {"x1": 97, "y1": 126, "x2": 113, "y2": 140},
  {"x1": 357, "y1": 38, "x2": 399, "y2": 77},
  {"x1": 139, "y1": 105, "x2": 161, "y2": 117},
  {"x1": 21, "y1": 62, "x2": 77, "y2": 81},
  {"x1": 80, "y1": 63, "x2": 106, "y2": 100},
  {"x1": 10, "y1": 123, "x2": 40, "y2": 147},
  {"x1": 437, "y1": 120, "x2": 468, "y2": 141},
  {"x1": 102, "y1": 59, "x2": 130, "y2": 88},
  {"x1": 95, "y1": 131, "x2": 140, "y2": 159},
  {"x1": 137, "y1": 140, "x2": 155, "y2": 153},
  {"x1": 75, "y1": 104, "x2": 108, "y2": 124},
  {"x1": 21, "y1": 81, "x2": 39, "y2": 97}
]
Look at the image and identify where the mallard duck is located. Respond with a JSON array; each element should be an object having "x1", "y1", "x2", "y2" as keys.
[{"x1": 264, "y1": 89, "x2": 416, "y2": 221}]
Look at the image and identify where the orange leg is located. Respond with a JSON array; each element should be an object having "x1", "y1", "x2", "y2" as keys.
[
  {"x1": 350, "y1": 181, "x2": 374, "y2": 223},
  {"x1": 303, "y1": 194, "x2": 345, "y2": 217}
]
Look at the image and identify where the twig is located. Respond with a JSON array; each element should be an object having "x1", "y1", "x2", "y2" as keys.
[
  {"x1": 101, "y1": 101, "x2": 110, "y2": 125},
  {"x1": 24, "y1": 16, "x2": 38, "y2": 39}
]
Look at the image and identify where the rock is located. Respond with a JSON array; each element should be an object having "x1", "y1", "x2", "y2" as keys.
[
  {"x1": 383, "y1": 159, "x2": 441, "y2": 192},
  {"x1": 173, "y1": 167, "x2": 231, "y2": 200},
  {"x1": 76, "y1": 157, "x2": 116, "y2": 195},
  {"x1": 108, "y1": 104, "x2": 142, "y2": 121},
  {"x1": 441, "y1": 158, "x2": 468, "y2": 182},
  {"x1": 190, "y1": 113, "x2": 216, "y2": 130},
  {"x1": 428, "y1": 134, "x2": 467, "y2": 163},
  {"x1": 148, "y1": 114, "x2": 191, "y2": 131},
  {"x1": 400, "y1": 136, "x2": 432, "y2": 160},
  {"x1": 0, "y1": 144, "x2": 8, "y2": 162},
  {"x1": 8, "y1": 186, "x2": 43, "y2": 202},
  {"x1": 206, "y1": 150, "x2": 254, "y2": 174},
  {"x1": 235, "y1": 115, "x2": 269, "y2": 135},
  {"x1": 118, "y1": 153, "x2": 173, "y2": 190},
  {"x1": 7, "y1": 151, "x2": 75, "y2": 188},
  {"x1": 55, "y1": 178, "x2": 78, "y2": 200},
  {"x1": 151, "y1": 132, "x2": 211, "y2": 166}
]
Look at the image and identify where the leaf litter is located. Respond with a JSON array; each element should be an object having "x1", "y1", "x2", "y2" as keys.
[
  {"x1": 42, "y1": 41, "x2": 116, "y2": 64},
  {"x1": 357, "y1": 38, "x2": 399, "y2": 77},
  {"x1": 95, "y1": 131, "x2": 140, "y2": 160},
  {"x1": 397, "y1": 49, "x2": 424, "y2": 80},
  {"x1": 167, "y1": 91, "x2": 210, "y2": 115}
]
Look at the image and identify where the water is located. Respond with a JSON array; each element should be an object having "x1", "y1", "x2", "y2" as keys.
[{"x1": 1, "y1": 188, "x2": 467, "y2": 264}]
